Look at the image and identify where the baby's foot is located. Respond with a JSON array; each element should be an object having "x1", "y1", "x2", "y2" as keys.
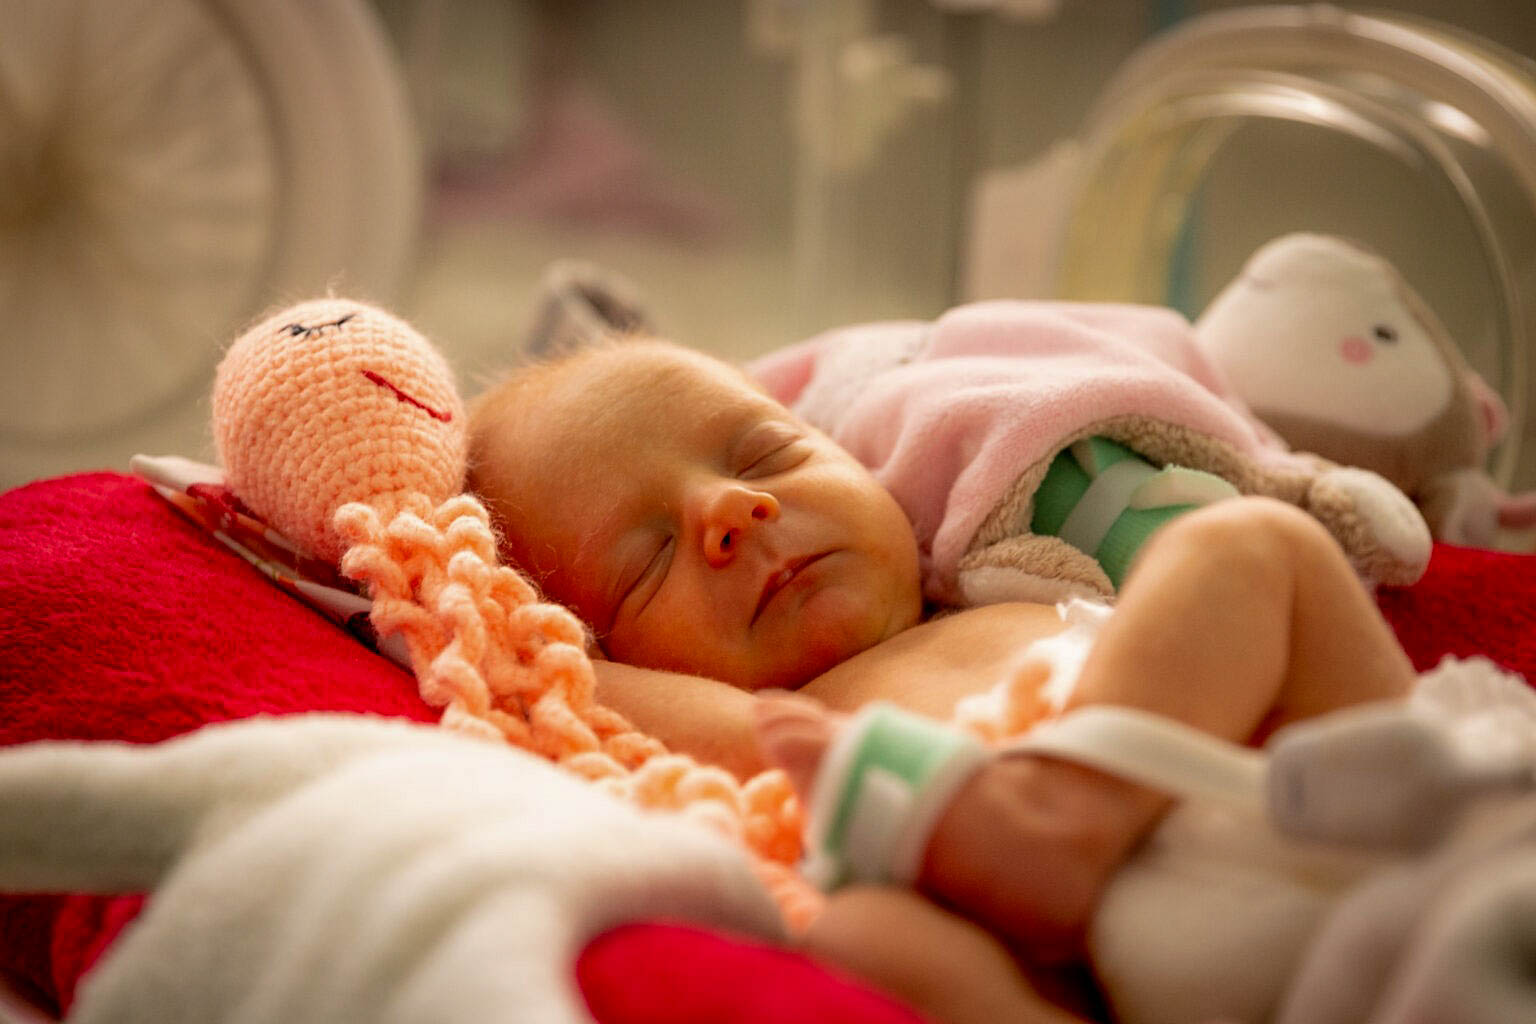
[{"x1": 755, "y1": 695, "x2": 1169, "y2": 964}]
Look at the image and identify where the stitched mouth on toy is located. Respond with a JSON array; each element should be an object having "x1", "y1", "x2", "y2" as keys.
[{"x1": 361, "y1": 370, "x2": 454, "y2": 422}]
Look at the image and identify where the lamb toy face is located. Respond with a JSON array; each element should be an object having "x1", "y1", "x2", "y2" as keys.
[{"x1": 1196, "y1": 233, "x2": 1535, "y2": 546}]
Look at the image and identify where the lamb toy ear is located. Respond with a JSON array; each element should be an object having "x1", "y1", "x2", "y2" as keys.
[{"x1": 1464, "y1": 368, "x2": 1511, "y2": 448}]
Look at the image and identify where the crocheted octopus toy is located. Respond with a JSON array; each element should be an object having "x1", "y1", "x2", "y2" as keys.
[{"x1": 210, "y1": 298, "x2": 808, "y2": 905}]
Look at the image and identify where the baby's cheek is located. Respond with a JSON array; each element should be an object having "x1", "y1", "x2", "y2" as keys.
[{"x1": 792, "y1": 585, "x2": 887, "y2": 669}]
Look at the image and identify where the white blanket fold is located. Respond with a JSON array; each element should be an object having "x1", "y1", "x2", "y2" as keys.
[{"x1": 0, "y1": 714, "x2": 784, "y2": 1024}]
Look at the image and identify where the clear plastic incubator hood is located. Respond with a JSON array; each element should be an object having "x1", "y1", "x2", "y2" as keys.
[{"x1": 1051, "y1": 4, "x2": 1536, "y2": 489}]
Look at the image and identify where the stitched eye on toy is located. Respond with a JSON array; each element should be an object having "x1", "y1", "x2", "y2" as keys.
[
  {"x1": 279, "y1": 313, "x2": 357, "y2": 339},
  {"x1": 1372, "y1": 323, "x2": 1398, "y2": 343}
]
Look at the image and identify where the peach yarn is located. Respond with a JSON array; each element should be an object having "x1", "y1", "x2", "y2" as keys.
[
  {"x1": 213, "y1": 299, "x2": 468, "y2": 565},
  {"x1": 211, "y1": 299, "x2": 810, "y2": 921}
]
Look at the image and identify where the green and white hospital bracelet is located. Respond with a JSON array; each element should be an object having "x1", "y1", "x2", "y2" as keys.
[
  {"x1": 800, "y1": 697, "x2": 1536, "y2": 892},
  {"x1": 801, "y1": 703, "x2": 991, "y2": 890}
]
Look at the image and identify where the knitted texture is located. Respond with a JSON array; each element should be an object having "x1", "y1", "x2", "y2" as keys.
[
  {"x1": 212, "y1": 299, "x2": 468, "y2": 565},
  {"x1": 211, "y1": 300, "x2": 810, "y2": 919}
]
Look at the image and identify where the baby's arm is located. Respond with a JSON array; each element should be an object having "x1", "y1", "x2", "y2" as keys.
[
  {"x1": 758, "y1": 695, "x2": 1164, "y2": 968},
  {"x1": 592, "y1": 600, "x2": 1073, "y2": 780},
  {"x1": 591, "y1": 660, "x2": 765, "y2": 779}
]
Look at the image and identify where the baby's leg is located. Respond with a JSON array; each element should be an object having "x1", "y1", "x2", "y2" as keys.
[
  {"x1": 936, "y1": 497, "x2": 1416, "y2": 956},
  {"x1": 1073, "y1": 495, "x2": 1417, "y2": 742},
  {"x1": 954, "y1": 498, "x2": 1417, "y2": 953}
]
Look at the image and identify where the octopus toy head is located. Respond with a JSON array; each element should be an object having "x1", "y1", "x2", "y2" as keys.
[{"x1": 212, "y1": 298, "x2": 467, "y2": 564}]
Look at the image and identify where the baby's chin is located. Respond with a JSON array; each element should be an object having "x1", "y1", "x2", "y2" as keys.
[
  {"x1": 745, "y1": 608, "x2": 898, "y2": 691},
  {"x1": 739, "y1": 648, "x2": 846, "y2": 692}
]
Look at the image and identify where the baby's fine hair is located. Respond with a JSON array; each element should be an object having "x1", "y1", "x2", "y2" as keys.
[{"x1": 465, "y1": 336, "x2": 771, "y2": 571}]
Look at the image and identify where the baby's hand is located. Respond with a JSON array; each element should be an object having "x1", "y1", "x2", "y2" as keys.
[
  {"x1": 752, "y1": 691, "x2": 843, "y2": 797},
  {"x1": 754, "y1": 694, "x2": 1168, "y2": 964}
]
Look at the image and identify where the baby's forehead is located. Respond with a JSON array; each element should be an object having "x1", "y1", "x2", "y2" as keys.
[
  {"x1": 578, "y1": 343, "x2": 784, "y2": 429},
  {"x1": 600, "y1": 342, "x2": 758, "y2": 395}
]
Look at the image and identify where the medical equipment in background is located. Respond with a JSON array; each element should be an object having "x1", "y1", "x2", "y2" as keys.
[
  {"x1": 6, "y1": 2, "x2": 1535, "y2": 503},
  {"x1": 968, "y1": 5, "x2": 1536, "y2": 491},
  {"x1": 0, "y1": 0, "x2": 419, "y2": 489}
]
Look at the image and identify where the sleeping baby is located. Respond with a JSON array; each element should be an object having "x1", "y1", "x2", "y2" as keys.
[{"x1": 467, "y1": 336, "x2": 1535, "y2": 1024}]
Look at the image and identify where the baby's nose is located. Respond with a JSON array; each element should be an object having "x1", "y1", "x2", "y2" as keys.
[{"x1": 702, "y1": 486, "x2": 779, "y2": 568}]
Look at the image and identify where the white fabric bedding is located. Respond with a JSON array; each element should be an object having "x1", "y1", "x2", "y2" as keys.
[{"x1": 0, "y1": 714, "x2": 783, "y2": 1024}]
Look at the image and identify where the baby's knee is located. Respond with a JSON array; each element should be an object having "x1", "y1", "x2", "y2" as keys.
[{"x1": 1142, "y1": 496, "x2": 1336, "y2": 579}]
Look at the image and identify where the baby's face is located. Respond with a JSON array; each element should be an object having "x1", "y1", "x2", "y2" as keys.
[{"x1": 471, "y1": 342, "x2": 922, "y2": 690}]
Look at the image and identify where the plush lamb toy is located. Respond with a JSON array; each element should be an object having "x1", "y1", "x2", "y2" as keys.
[{"x1": 1195, "y1": 233, "x2": 1536, "y2": 547}]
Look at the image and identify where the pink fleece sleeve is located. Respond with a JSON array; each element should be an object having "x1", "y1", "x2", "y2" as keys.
[{"x1": 766, "y1": 301, "x2": 1303, "y2": 603}]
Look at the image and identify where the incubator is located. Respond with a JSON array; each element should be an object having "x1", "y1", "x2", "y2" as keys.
[
  {"x1": 2, "y1": 1, "x2": 1534, "y2": 501},
  {"x1": 1039, "y1": 5, "x2": 1536, "y2": 491}
]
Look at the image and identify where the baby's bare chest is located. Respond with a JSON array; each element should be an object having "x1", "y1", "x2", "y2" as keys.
[{"x1": 803, "y1": 602, "x2": 1071, "y2": 719}]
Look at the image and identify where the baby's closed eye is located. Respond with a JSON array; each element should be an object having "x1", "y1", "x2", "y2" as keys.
[
  {"x1": 616, "y1": 535, "x2": 673, "y2": 619},
  {"x1": 736, "y1": 425, "x2": 811, "y2": 479}
]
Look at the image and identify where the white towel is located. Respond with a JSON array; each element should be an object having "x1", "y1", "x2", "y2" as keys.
[{"x1": 0, "y1": 714, "x2": 783, "y2": 1024}]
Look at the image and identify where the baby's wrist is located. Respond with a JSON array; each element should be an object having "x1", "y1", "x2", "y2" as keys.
[{"x1": 920, "y1": 754, "x2": 1169, "y2": 962}]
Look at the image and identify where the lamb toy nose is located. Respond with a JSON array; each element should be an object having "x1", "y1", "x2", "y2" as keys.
[{"x1": 1339, "y1": 335, "x2": 1374, "y2": 365}]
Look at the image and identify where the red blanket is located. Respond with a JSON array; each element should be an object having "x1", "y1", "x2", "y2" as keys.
[{"x1": 2, "y1": 471, "x2": 1533, "y2": 1020}]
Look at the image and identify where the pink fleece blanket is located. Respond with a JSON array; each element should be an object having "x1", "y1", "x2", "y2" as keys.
[{"x1": 750, "y1": 300, "x2": 1313, "y2": 604}]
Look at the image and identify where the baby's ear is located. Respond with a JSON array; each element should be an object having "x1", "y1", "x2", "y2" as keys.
[{"x1": 522, "y1": 259, "x2": 656, "y2": 359}]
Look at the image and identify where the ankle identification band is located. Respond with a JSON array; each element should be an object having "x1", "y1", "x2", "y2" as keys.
[
  {"x1": 1032, "y1": 437, "x2": 1238, "y2": 587},
  {"x1": 802, "y1": 703, "x2": 989, "y2": 891}
]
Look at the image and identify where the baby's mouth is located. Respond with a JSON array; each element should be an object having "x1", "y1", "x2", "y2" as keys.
[{"x1": 752, "y1": 552, "x2": 831, "y2": 624}]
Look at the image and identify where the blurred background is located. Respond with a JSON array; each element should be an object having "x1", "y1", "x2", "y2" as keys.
[{"x1": 3, "y1": 0, "x2": 1535, "y2": 497}]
